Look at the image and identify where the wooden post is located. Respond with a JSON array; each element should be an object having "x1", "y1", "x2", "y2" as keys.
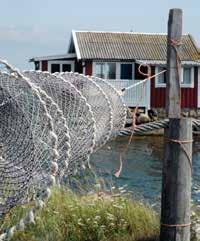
[{"x1": 160, "y1": 9, "x2": 192, "y2": 241}]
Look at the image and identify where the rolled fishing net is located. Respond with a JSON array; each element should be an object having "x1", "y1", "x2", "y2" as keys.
[
  {"x1": 23, "y1": 71, "x2": 96, "y2": 175},
  {"x1": 91, "y1": 76, "x2": 127, "y2": 138},
  {"x1": 0, "y1": 61, "x2": 66, "y2": 240},
  {"x1": 0, "y1": 86, "x2": 35, "y2": 215},
  {"x1": 0, "y1": 64, "x2": 61, "y2": 174},
  {"x1": 0, "y1": 60, "x2": 126, "y2": 240},
  {"x1": 60, "y1": 72, "x2": 113, "y2": 150}
]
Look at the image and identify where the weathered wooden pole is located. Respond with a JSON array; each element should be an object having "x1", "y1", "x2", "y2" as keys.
[{"x1": 160, "y1": 9, "x2": 192, "y2": 241}]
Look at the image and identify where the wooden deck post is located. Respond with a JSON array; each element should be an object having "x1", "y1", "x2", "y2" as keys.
[{"x1": 160, "y1": 9, "x2": 192, "y2": 241}]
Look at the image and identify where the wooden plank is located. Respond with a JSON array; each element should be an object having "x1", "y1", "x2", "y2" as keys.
[
  {"x1": 160, "y1": 9, "x2": 192, "y2": 241},
  {"x1": 160, "y1": 118, "x2": 192, "y2": 241},
  {"x1": 198, "y1": 67, "x2": 200, "y2": 108},
  {"x1": 166, "y1": 9, "x2": 182, "y2": 118}
]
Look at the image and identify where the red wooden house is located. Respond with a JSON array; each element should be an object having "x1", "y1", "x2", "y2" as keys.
[{"x1": 30, "y1": 31, "x2": 200, "y2": 112}]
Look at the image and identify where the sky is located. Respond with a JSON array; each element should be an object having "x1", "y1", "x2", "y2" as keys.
[{"x1": 0, "y1": 0, "x2": 200, "y2": 70}]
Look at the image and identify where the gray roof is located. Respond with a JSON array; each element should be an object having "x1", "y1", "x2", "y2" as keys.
[{"x1": 73, "y1": 31, "x2": 200, "y2": 61}]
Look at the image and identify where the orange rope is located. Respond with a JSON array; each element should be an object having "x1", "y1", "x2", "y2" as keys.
[
  {"x1": 161, "y1": 222, "x2": 191, "y2": 228},
  {"x1": 138, "y1": 63, "x2": 151, "y2": 78},
  {"x1": 115, "y1": 63, "x2": 151, "y2": 178},
  {"x1": 165, "y1": 138, "x2": 193, "y2": 169},
  {"x1": 115, "y1": 38, "x2": 182, "y2": 178}
]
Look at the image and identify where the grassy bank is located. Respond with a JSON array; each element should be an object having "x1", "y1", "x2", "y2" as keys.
[{"x1": 0, "y1": 187, "x2": 159, "y2": 241}]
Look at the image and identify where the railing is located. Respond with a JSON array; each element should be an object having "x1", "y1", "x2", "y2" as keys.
[{"x1": 107, "y1": 79, "x2": 149, "y2": 108}]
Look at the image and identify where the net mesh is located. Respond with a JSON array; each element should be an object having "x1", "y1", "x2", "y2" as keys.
[
  {"x1": 91, "y1": 76, "x2": 127, "y2": 138},
  {"x1": 60, "y1": 72, "x2": 113, "y2": 150},
  {"x1": 0, "y1": 85, "x2": 35, "y2": 214},
  {"x1": 0, "y1": 71, "x2": 61, "y2": 215},
  {"x1": 0, "y1": 60, "x2": 126, "y2": 239},
  {"x1": 23, "y1": 71, "x2": 96, "y2": 175}
]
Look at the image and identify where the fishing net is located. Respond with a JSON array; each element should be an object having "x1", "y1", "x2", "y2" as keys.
[
  {"x1": 0, "y1": 62, "x2": 65, "y2": 239},
  {"x1": 23, "y1": 71, "x2": 96, "y2": 176},
  {"x1": 0, "y1": 60, "x2": 126, "y2": 239},
  {"x1": 0, "y1": 86, "x2": 35, "y2": 215},
  {"x1": 59, "y1": 72, "x2": 113, "y2": 150},
  {"x1": 91, "y1": 76, "x2": 127, "y2": 138},
  {"x1": 0, "y1": 72, "x2": 57, "y2": 212}
]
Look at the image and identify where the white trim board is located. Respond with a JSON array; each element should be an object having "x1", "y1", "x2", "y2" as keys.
[
  {"x1": 30, "y1": 53, "x2": 76, "y2": 62},
  {"x1": 136, "y1": 60, "x2": 200, "y2": 67},
  {"x1": 72, "y1": 30, "x2": 81, "y2": 60},
  {"x1": 73, "y1": 30, "x2": 190, "y2": 36}
]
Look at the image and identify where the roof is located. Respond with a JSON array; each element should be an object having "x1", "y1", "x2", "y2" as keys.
[
  {"x1": 72, "y1": 31, "x2": 200, "y2": 62},
  {"x1": 136, "y1": 60, "x2": 200, "y2": 66},
  {"x1": 30, "y1": 53, "x2": 76, "y2": 62}
]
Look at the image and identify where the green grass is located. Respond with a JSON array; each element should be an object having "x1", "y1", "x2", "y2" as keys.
[{"x1": 0, "y1": 187, "x2": 159, "y2": 241}]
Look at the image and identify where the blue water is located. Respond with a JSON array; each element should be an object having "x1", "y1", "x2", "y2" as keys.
[{"x1": 90, "y1": 135, "x2": 200, "y2": 208}]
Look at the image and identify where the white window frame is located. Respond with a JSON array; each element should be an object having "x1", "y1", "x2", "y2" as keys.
[
  {"x1": 155, "y1": 66, "x2": 194, "y2": 88},
  {"x1": 48, "y1": 60, "x2": 75, "y2": 73},
  {"x1": 92, "y1": 62, "x2": 135, "y2": 80},
  {"x1": 155, "y1": 66, "x2": 167, "y2": 88},
  {"x1": 181, "y1": 67, "x2": 194, "y2": 88},
  {"x1": 37, "y1": 61, "x2": 41, "y2": 70}
]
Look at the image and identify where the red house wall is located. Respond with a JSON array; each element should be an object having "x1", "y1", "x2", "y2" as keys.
[
  {"x1": 151, "y1": 66, "x2": 198, "y2": 109},
  {"x1": 85, "y1": 61, "x2": 92, "y2": 76}
]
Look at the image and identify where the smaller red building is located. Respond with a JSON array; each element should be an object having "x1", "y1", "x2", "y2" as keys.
[{"x1": 30, "y1": 31, "x2": 200, "y2": 111}]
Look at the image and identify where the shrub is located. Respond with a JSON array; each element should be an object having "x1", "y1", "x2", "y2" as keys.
[{"x1": 0, "y1": 187, "x2": 159, "y2": 241}]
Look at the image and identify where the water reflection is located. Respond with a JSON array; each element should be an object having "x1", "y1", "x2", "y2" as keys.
[{"x1": 90, "y1": 135, "x2": 200, "y2": 207}]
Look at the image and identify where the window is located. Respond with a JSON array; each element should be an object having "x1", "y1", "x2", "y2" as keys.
[
  {"x1": 155, "y1": 66, "x2": 167, "y2": 87},
  {"x1": 134, "y1": 63, "x2": 148, "y2": 80},
  {"x1": 94, "y1": 63, "x2": 116, "y2": 79},
  {"x1": 48, "y1": 61, "x2": 74, "y2": 73},
  {"x1": 62, "y1": 64, "x2": 71, "y2": 72},
  {"x1": 155, "y1": 66, "x2": 194, "y2": 88},
  {"x1": 120, "y1": 64, "x2": 133, "y2": 79},
  {"x1": 157, "y1": 67, "x2": 167, "y2": 84},
  {"x1": 95, "y1": 63, "x2": 106, "y2": 78},
  {"x1": 51, "y1": 64, "x2": 60, "y2": 73},
  {"x1": 35, "y1": 61, "x2": 40, "y2": 70},
  {"x1": 183, "y1": 68, "x2": 192, "y2": 84},
  {"x1": 181, "y1": 67, "x2": 194, "y2": 87},
  {"x1": 106, "y1": 63, "x2": 116, "y2": 79}
]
